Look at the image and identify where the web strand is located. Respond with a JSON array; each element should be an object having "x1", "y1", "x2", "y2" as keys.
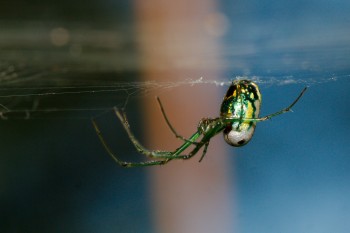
[{"x1": 0, "y1": 74, "x2": 347, "y2": 120}]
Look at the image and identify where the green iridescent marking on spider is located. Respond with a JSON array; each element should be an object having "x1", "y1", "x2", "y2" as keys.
[
  {"x1": 93, "y1": 79, "x2": 307, "y2": 167},
  {"x1": 220, "y1": 80, "x2": 261, "y2": 141}
]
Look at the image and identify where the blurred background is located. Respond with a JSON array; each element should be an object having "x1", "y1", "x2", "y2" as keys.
[{"x1": 1, "y1": 0, "x2": 350, "y2": 232}]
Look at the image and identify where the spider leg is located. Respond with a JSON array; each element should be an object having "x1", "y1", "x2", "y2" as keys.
[
  {"x1": 114, "y1": 107, "x2": 204, "y2": 157},
  {"x1": 93, "y1": 104, "x2": 227, "y2": 167},
  {"x1": 114, "y1": 108, "x2": 157, "y2": 158},
  {"x1": 171, "y1": 139, "x2": 209, "y2": 162},
  {"x1": 227, "y1": 87, "x2": 307, "y2": 123},
  {"x1": 93, "y1": 119, "x2": 214, "y2": 167},
  {"x1": 92, "y1": 119, "x2": 173, "y2": 167},
  {"x1": 93, "y1": 107, "x2": 208, "y2": 167},
  {"x1": 176, "y1": 119, "x2": 224, "y2": 162},
  {"x1": 256, "y1": 87, "x2": 307, "y2": 121},
  {"x1": 198, "y1": 141, "x2": 210, "y2": 162},
  {"x1": 156, "y1": 96, "x2": 200, "y2": 145},
  {"x1": 170, "y1": 123, "x2": 222, "y2": 162}
]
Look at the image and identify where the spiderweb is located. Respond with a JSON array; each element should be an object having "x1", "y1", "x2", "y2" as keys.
[{"x1": 0, "y1": 62, "x2": 347, "y2": 120}]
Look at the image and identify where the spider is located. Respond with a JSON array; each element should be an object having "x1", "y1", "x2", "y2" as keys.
[{"x1": 92, "y1": 79, "x2": 307, "y2": 167}]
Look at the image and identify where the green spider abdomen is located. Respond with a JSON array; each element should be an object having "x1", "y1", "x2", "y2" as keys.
[{"x1": 220, "y1": 80, "x2": 261, "y2": 147}]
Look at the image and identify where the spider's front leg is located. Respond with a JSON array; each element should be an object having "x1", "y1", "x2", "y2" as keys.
[
  {"x1": 93, "y1": 109, "x2": 224, "y2": 167},
  {"x1": 156, "y1": 97, "x2": 200, "y2": 145},
  {"x1": 93, "y1": 108, "x2": 182, "y2": 167},
  {"x1": 92, "y1": 118, "x2": 172, "y2": 167},
  {"x1": 93, "y1": 107, "x2": 208, "y2": 167}
]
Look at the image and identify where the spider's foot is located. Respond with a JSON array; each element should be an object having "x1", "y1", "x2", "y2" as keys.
[
  {"x1": 120, "y1": 162, "x2": 131, "y2": 167},
  {"x1": 161, "y1": 158, "x2": 172, "y2": 165}
]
